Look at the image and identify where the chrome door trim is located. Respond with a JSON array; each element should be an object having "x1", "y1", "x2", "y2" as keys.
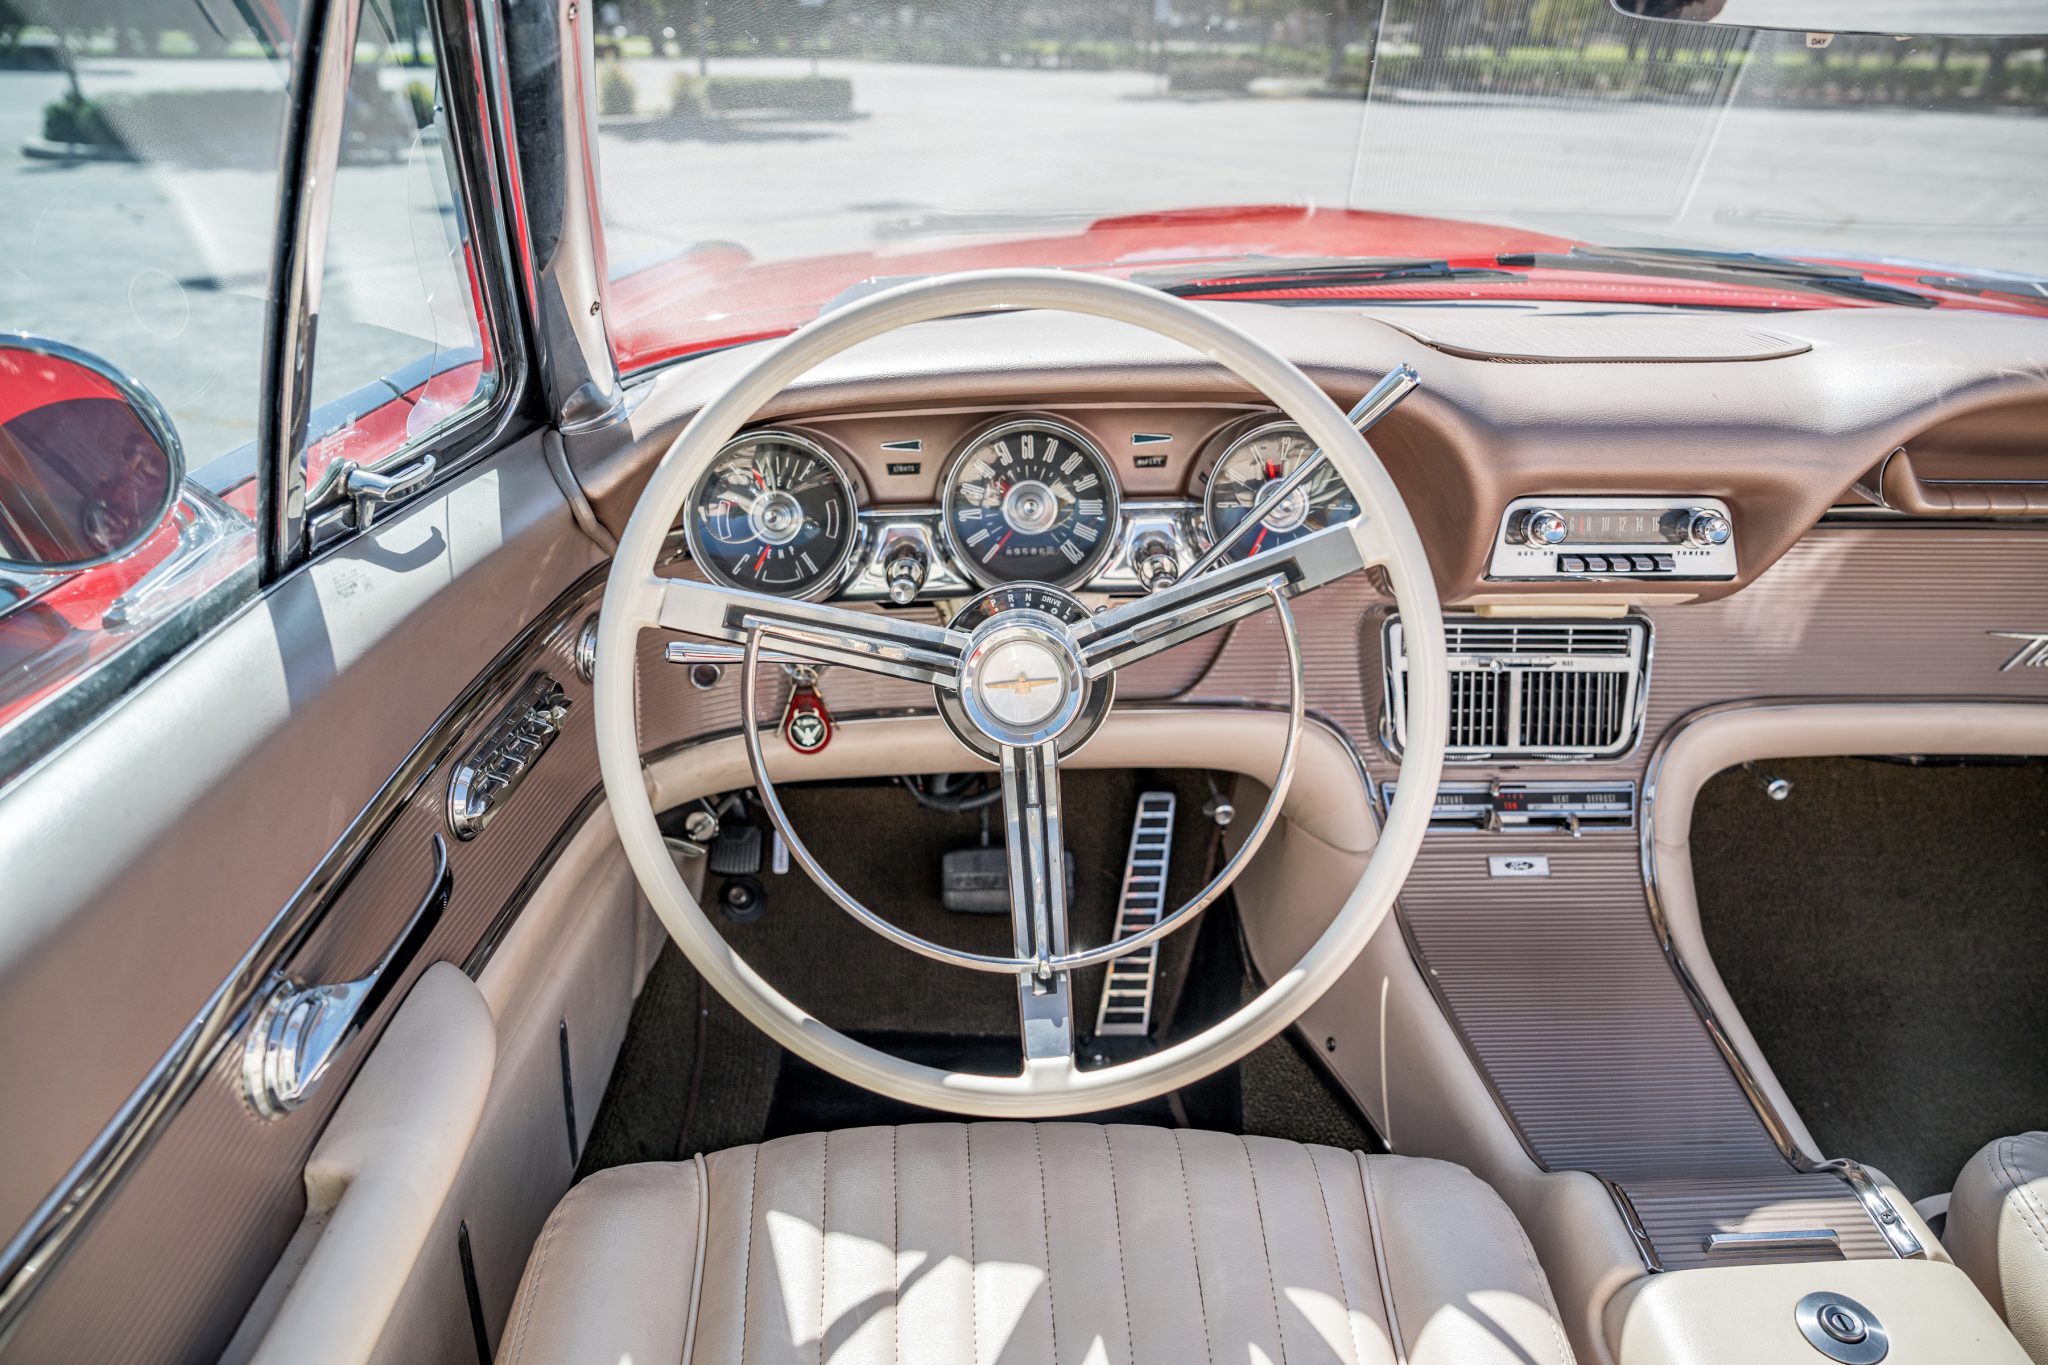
[
  {"x1": 256, "y1": 0, "x2": 362, "y2": 580},
  {"x1": 0, "y1": 564, "x2": 608, "y2": 1341}
]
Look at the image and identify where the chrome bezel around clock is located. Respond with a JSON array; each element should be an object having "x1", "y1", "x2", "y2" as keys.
[
  {"x1": 938, "y1": 416, "x2": 1122, "y2": 591},
  {"x1": 682, "y1": 428, "x2": 866, "y2": 601},
  {"x1": 1189, "y1": 417, "x2": 1360, "y2": 562}
]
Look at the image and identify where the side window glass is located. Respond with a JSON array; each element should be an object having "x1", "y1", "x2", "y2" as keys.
[
  {"x1": 299, "y1": 6, "x2": 500, "y2": 513},
  {"x1": 0, "y1": 3, "x2": 295, "y2": 777}
]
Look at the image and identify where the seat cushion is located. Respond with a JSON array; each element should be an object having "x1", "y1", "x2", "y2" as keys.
[
  {"x1": 1950, "y1": 1131, "x2": 2048, "y2": 1364},
  {"x1": 497, "y1": 1123, "x2": 1572, "y2": 1365}
]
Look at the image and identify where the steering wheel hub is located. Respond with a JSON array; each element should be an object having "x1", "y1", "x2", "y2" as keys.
[{"x1": 956, "y1": 611, "x2": 1086, "y2": 746}]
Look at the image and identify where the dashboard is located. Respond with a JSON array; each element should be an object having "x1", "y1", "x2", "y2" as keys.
[{"x1": 679, "y1": 405, "x2": 1360, "y2": 603}]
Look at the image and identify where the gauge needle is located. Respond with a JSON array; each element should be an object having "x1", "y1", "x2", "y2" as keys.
[
  {"x1": 752, "y1": 546, "x2": 769, "y2": 574},
  {"x1": 983, "y1": 531, "x2": 1012, "y2": 564},
  {"x1": 1249, "y1": 527, "x2": 1268, "y2": 556}
]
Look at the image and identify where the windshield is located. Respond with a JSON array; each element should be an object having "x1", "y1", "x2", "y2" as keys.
[{"x1": 595, "y1": 1, "x2": 2048, "y2": 365}]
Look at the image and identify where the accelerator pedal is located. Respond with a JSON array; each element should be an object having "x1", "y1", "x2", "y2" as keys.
[{"x1": 1093, "y1": 791, "x2": 1176, "y2": 1038}]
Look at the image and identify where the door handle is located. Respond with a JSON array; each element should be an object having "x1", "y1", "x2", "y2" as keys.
[{"x1": 242, "y1": 835, "x2": 452, "y2": 1119}]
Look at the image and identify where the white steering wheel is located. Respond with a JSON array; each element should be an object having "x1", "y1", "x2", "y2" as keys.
[{"x1": 594, "y1": 269, "x2": 1447, "y2": 1117}]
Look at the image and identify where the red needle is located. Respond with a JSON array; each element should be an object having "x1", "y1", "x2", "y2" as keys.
[
  {"x1": 984, "y1": 531, "x2": 1012, "y2": 563},
  {"x1": 1250, "y1": 527, "x2": 1269, "y2": 557},
  {"x1": 753, "y1": 546, "x2": 770, "y2": 574}
]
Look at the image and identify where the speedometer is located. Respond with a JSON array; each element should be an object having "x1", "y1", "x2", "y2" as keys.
[
  {"x1": 941, "y1": 419, "x2": 1118, "y2": 588},
  {"x1": 684, "y1": 430, "x2": 859, "y2": 599},
  {"x1": 1197, "y1": 421, "x2": 1360, "y2": 562}
]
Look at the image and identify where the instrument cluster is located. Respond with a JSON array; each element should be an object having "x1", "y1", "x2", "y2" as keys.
[{"x1": 682, "y1": 412, "x2": 1359, "y2": 603}]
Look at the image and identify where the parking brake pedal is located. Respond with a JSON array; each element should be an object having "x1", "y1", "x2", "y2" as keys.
[{"x1": 1094, "y1": 792, "x2": 1176, "y2": 1037}]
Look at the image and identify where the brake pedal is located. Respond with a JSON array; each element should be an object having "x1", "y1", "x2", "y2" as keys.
[
  {"x1": 708, "y1": 822, "x2": 762, "y2": 876},
  {"x1": 1094, "y1": 792, "x2": 1176, "y2": 1037}
]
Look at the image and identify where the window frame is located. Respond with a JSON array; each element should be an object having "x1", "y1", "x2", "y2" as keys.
[{"x1": 258, "y1": 0, "x2": 535, "y2": 582}]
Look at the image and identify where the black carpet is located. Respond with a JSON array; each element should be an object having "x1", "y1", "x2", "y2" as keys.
[
  {"x1": 580, "y1": 771, "x2": 1380, "y2": 1174},
  {"x1": 1691, "y1": 756, "x2": 2048, "y2": 1200}
]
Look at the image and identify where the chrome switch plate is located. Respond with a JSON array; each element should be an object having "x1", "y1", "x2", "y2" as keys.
[{"x1": 447, "y1": 672, "x2": 571, "y2": 840}]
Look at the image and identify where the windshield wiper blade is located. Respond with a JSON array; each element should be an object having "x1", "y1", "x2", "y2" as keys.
[
  {"x1": 1135, "y1": 257, "x2": 1514, "y2": 298},
  {"x1": 1498, "y1": 246, "x2": 1937, "y2": 309}
]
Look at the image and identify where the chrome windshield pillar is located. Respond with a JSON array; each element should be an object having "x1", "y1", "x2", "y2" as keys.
[{"x1": 499, "y1": 0, "x2": 626, "y2": 433}]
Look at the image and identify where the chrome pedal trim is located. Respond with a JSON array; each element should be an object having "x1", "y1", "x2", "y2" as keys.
[{"x1": 1093, "y1": 792, "x2": 1176, "y2": 1038}]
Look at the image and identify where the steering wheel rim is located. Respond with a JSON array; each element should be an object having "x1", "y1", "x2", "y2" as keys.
[{"x1": 594, "y1": 268, "x2": 1448, "y2": 1117}]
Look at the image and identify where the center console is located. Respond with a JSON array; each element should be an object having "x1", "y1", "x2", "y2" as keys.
[{"x1": 1607, "y1": 1260, "x2": 2028, "y2": 1364}]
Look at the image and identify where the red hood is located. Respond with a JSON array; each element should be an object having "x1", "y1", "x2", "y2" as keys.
[{"x1": 608, "y1": 204, "x2": 2048, "y2": 371}]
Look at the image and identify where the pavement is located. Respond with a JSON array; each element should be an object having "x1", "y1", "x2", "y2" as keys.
[{"x1": 3, "y1": 52, "x2": 2043, "y2": 471}]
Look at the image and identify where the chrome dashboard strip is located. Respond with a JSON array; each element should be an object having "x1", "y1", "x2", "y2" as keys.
[{"x1": 0, "y1": 565, "x2": 610, "y2": 1342}]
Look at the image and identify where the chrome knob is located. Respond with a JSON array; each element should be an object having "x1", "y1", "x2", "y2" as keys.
[
  {"x1": 1519, "y1": 508, "x2": 1568, "y2": 547},
  {"x1": 1687, "y1": 509, "x2": 1732, "y2": 547},
  {"x1": 1133, "y1": 536, "x2": 1180, "y2": 593},
  {"x1": 884, "y1": 546, "x2": 927, "y2": 605}
]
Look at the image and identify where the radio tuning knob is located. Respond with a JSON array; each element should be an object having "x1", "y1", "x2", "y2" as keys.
[
  {"x1": 1519, "y1": 508, "x2": 1569, "y2": 548},
  {"x1": 884, "y1": 544, "x2": 927, "y2": 605},
  {"x1": 1686, "y1": 509, "x2": 1732, "y2": 547}
]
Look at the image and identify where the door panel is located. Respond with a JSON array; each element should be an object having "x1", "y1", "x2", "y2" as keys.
[{"x1": 0, "y1": 436, "x2": 602, "y2": 1358}]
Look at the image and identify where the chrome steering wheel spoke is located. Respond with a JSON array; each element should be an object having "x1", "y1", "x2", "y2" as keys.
[
  {"x1": 1001, "y1": 742, "x2": 1076, "y2": 1063},
  {"x1": 1071, "y1": 520, "x2": 1366, "y2": 678},
  {"x1": 656, "y1": 574, "x2": 967, "y2": 688}
]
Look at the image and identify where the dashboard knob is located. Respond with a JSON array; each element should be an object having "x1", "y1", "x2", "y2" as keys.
[
  {"x1": 1519, "y1": 508, "x2": 1569, "y2": 548},
  {"x1": 884, "y1": 546, "x2": 927, "y2": 605},
  {"x1": 1133, "y1": 536, "x2": 1180, "y2": 594},
  {"x1": 1686, "y1": 509, "x2": 1732, "y2": 547}
]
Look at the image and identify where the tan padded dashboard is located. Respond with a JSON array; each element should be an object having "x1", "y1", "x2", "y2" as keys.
[{"x1": 573, "y1": 300, "x2": 2048, "y2": 605}]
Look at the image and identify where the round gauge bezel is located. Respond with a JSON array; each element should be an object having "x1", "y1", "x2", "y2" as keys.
[
  {"x1": 938, "y1": 416, "x2": 1121, "y2": 590},
  {"x1": 1193, "y1": 417, "x2": 1353, "y2": 561},
  {"x1": 683, "y1": 427, "x2": 864, "y2": 601}
]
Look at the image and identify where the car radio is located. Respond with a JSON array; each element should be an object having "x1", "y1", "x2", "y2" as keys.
[{"x1": 1487, "y1": 495, "x2": 1736, "y2": 581}]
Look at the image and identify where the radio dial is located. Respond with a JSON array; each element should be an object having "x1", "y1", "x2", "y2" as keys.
[
  {"x1": 1520, "y1": 508, "x2": 1569, "y2": 548},
  {"x1": 1686, "y1": 509, "x2": 1732, "y2": 547}
]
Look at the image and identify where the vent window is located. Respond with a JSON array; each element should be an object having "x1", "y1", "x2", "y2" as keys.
[{"x1": 1386, "y1": 616, "x2": 1650, "y2": 761}]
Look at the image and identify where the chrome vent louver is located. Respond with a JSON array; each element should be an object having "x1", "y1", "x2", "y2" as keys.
[{"x1": 1385, "y1": 615, "x2": 1650, "y2": 761}]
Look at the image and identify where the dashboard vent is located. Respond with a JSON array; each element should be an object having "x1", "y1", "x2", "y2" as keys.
[{"x1": 1385, "y1": 615, "x2": 1650, "y2": 762}]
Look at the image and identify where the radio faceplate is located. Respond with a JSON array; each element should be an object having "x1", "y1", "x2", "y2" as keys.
[{"x1": 1488, "y1": 495, "x2": 1737, "y2": 581}]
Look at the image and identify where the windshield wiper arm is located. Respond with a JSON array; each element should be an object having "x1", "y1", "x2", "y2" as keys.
[
  {"x1": 1135, "y1": 257, "x2": 1515, "y2": 299},
  {"x1": 1498, "y1": 246, "x2": 1937, "y2": 309}
]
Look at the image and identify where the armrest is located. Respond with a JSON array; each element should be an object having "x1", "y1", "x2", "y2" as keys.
[
  {"x1": 1607, "y1": 1260, "x2": 2028, "y2": 1365},
  {"x1": 232, "y1": 962, "x2": 495, "y2": 1365}
]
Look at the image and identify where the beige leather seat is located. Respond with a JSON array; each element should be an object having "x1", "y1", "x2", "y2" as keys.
[
  {"x1": 498, "y1": 1122, "x2": 1572, "y2": 1365},
  {"x1": 1950, "y1": 1132, "x2": 2048, "y2": 1364}
]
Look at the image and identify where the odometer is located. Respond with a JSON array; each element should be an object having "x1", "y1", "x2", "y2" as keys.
[
  {"x1": 1197, "y1": 421, "x2": 1359, "y2": 563},
  {"x1": 685, "y1": 430, "x2": 858, "y2": 599},
  {"x1": 941, "y1": 419, "x2": 1118, "y2": 588}
]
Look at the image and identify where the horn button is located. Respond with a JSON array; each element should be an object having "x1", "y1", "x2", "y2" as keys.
[{"x1": 955, "y1": 609, "x2": 1088, "y2": 749}]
